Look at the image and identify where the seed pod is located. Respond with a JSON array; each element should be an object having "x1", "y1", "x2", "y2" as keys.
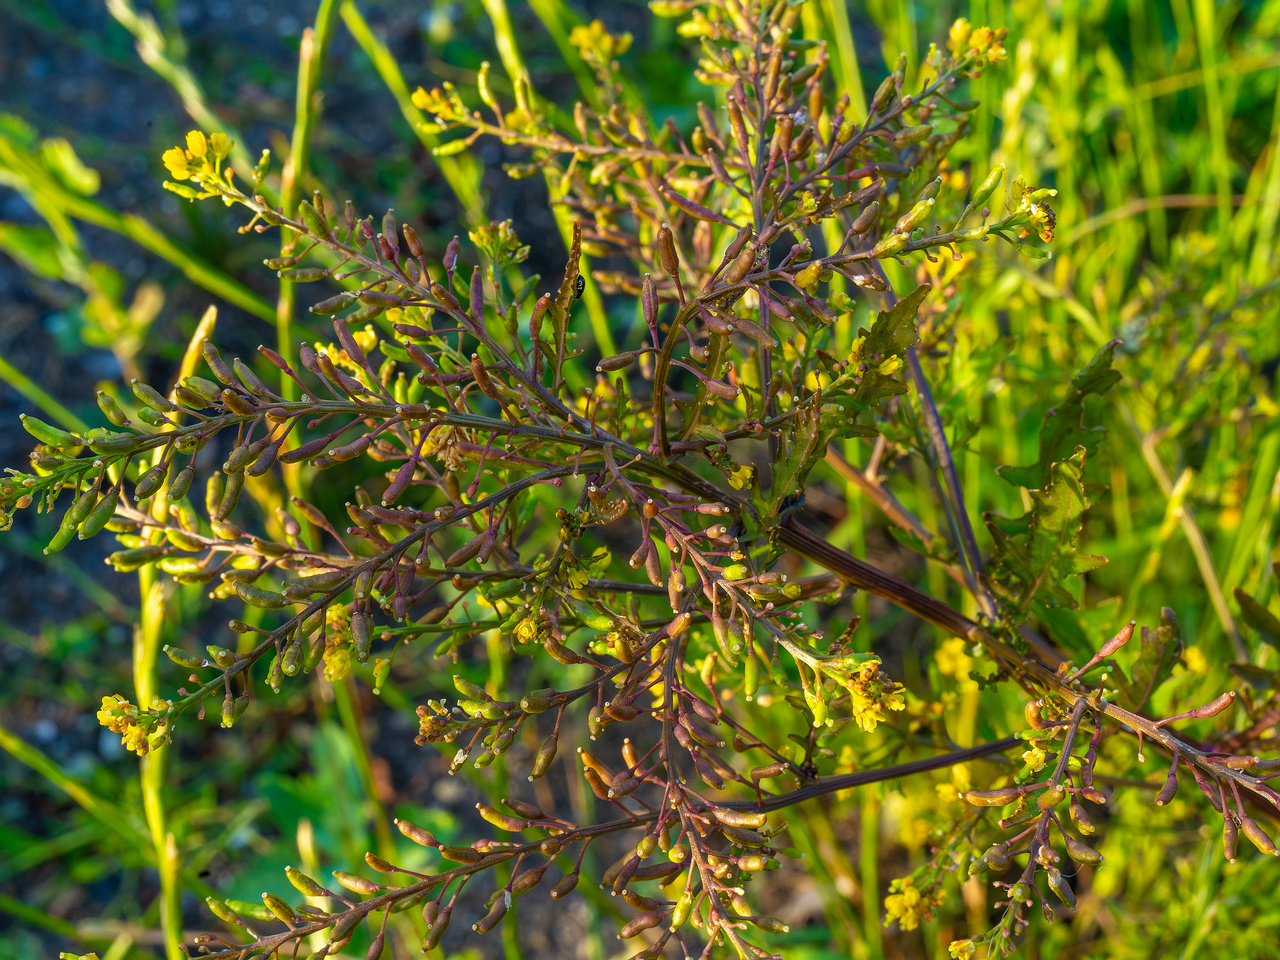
[
  {"x1": 131, "y1": 379, "x2": 177, "y2": 412},
  {"x1": 199, "y1": 340, "x2": 238, "y2": 387},
  {"x1": 217, "y1": 469, "x2": 244, "y2": 521},
  {"x1": 894, "y1": 197, "x2": 934, "y2": 234},
  {"x1": 232, "y1": 358, "x2": 270, "y2": 396},
  {"x1": 440, "y1": 844, "x2": 485, "y2": 864},
  {"x1": 1224, "y1": 814, "x2": 1239, "y2": 861},
  {"x1": 311, "y1": 291, "x2": 358, "y2": 314},
  {"x1": 262, "y1": 892, "x2": 297, "y2": 923},
  {"x1": 329, "y1": 435, "x2": 371, "y2": 462},
  {"x1": 1063, "y1": 835, "x2": 1103, "y2": 865},
  {"x1": 166, "y1": 464, "x2": 195, "y2": 502},
  {"x1": 135, "y1": 463, "x2": 169, "y2": 501},
  {"x1": 78, "y1": 488, "x2": 119, "y2": 539},
  {"x1": 962, "y1": 787, "x2": 1021, "y2": 807},
  {"x1": 619, "y1": 910, "x2": 665, "y2": 940},
  {"x1": 286, "y1": 865, "x2": 330, "y2": 898},
  {"x1": 551, "y1": 871, "x2": 579, "y2": 899},
  {"x1": 333, "y1": 871, "x2": 381, "y2": 895},
  {"x1": 1099, "y1": 620, "x2": 1136, "y2": 658},
  {"x1": 722, "y1": 240, "x2": 758, "y2": 285},
  {"x1": 298, "y1": 199, "x2": 329, "y2": 239},
  {"x1": 234, "y1": 580, "x2": 289, "y2": 609},
  {"x1": 656, "y1": 223, "x2": 680, "y2": 278},
  {"x1": 20, "y1": 414, "x2": 79, "y2": 448},
  {"x1": 530, "y1": 734, "x2": 558, "y2": 780},
  {"x1": 970, "y1": 163, "x2": 1005, "y2": 210},
  {"x1": 1240, "y1": 815, "x2": 1278, "y2": 855},
  {"x1": 471, "y1": 354, "x2": 500, "y2": 400},
  {"x1": 422, "y1": 904, "x2": 452, "y2": 950},
  {"x1": 1046, "y1": 866, "x2": 1076, "y2": 908},
  {"x1": 597, "y1": 351, "x2": 637, "y2": 373},
  {"x1": 710, "y1": 805, "x2": 766, "y2": 829},
  {"x1": 395, "y1": 819, "x2": 438, "y2": 847},
  {"x1": 205, "y1": 896, "x2": 239, "y2": 923},
  {"x1": 1155, "y1": 765, "x2": 1179, "y2": 806},
  {"x1": 226, "y1": 899, "x2": 274, "y2": 921},
  {"x1": 95, "y1": 391, "x2": 130, "y2": 426}
]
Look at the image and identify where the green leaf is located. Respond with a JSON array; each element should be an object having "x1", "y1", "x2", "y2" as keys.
[
  {"x1": 1226, "y1": 661, "x2": 1275, "y2": 691},
  {"x1": 1114, "y1": 608, "x2": 1183, "y2": 709},
  {"x1": 998, "y1": 339, "x2": 1123, "y2": 489},
  {"x1": 38, "y1": 138, "x2": 100, "y2": 195},
  {"x1": 821, "y1": 282, "x2": 928, "y2": 436},
  {"x1": 0, "y1": 223, "x2": 65, "y2": 279},
  {"x1": 1234, "y1": 587, "x2": 1280, "y2": 649},
  {"x1": 985, "y1": 447, "x2": 1107, "y2": 615}
]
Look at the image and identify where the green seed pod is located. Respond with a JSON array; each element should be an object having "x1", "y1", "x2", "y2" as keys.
[
  {"x1": 107, "y1": 544, "x2": 166, "y2": 571},
  {"x1": 226, "y1": 899, "x2": 274, "y2": 922},
  {"x1": 21, "y1": 414, "x2": 79, "y2": 448},
  {"x1": 262, "y1": 892, "x2": 297, "y2": 923},
  {"x1": 529, "y1": 734, "x2": 558, "y2": 780},
  {"x1": 96, "y1": 391, "x2": 130, "y2": 427},
  {"x1": 1037, "y1": 783, "x2": 1067, "y2": 810},
  {"x1": 134, "y1": 462, "x2": 169, "y2": 499},
  {"x1": 78, "y1": 488, "x2": 119, "y2": 539},
  {"x1": 164, "y1": 645, "x2": 203, "y2": 668},
  {"x1": 744, "y1": 649, "x2": 760, "y2": 700},
  {"x1": 263, "y1": 256, "x2": 300, "y2": 270},
  {"x1": 278, "y1": 267, "x2": 330, "y2": 282},
  {"x1": 351, "y1": 612, "x2": 371, "y2": 663},
  {"x1": 298, "y1": 199, "x2": 330, "y2": 239},
  {"x1": 234, "y1": 580, "x2": 289, "y2": 609},
  {"x1": 280, "y1": 637, "x2": 303, "y2": 676},
  {"x1": 44, "y1": 516, "x2": 78, "y2": 554},
  {"x1": 131, "y1": 379, "x2": 176, "y2": 412},
  {"x1": 67, "y1": 484, "x2": 100, "y2": 526},
  {"x1": 970, "y1": 163, "x2": 1006, "y2": 210},
  {"x1": 87, "y1": 432, "x2": 140, "y2": 455},
  {"x1": 163, "y1": 465, "x2": 193, "y2": 502},
  {"x1": 310, "y1": 291, "x2": 358, "y2": 315},
  {"x1": 217, "y1": 469, "x2": 244, "y2": 521},
  {"x1": 722, "y1": 563, "x2": 749, "y2": 581},
  {"x1": 894, "y1": 197, "x2": 935, "y2": 234},
  {"x1": 205, "y1": 896, "x2": 239, "y2": 923}
]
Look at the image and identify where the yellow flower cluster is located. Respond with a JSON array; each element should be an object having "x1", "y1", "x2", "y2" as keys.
[
  {"x1": 883, "y1": 876, "x2": 944, "y2": 931},
  {"x1": 845, "y1": 661, "x2": 906, "y2": 733},
  {"x1": 1019, "y1": 194, "x2": 1058, "y2": 243},
  {"x1": 96, "y1": 695, "x2": 148, "y2": 756},
  {"x1": 949, "y1": 939, "x2": 978, "y2": 959},
  {"x1": 947, "y1": 19, "x2": 1008, "y2": 68},
  {"x1": 162, "y1": 130, "x2": 234, "y2": 182}
]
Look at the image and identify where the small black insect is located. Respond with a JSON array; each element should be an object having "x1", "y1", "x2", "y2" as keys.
[{"x1": 573, "y1": 274, "x2": 586, "y2": 301}]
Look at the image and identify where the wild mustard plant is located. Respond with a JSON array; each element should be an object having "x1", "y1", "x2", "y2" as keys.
[{"x1": 7, "y1": 2, "x2": 1279, "y2": 958}]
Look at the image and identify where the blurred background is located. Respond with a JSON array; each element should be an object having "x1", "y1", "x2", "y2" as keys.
[{"x1": 1, "y1": 1, "x2": 1279, "y2": 958}]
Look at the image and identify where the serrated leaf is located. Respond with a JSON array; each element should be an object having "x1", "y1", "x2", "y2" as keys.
[
  {"x1": 999, "y1": 339, "x2": 1123, "y2": 489},
  {"x1": 1114, "y1": 608, "x2": 1183, "y2": 709},
  {"x1": 1234, "y1": 587, "x2": 1280, "y2": 649},
  {"x1": 821, "y1": 283, "x2": 928, "y2": 436},
  {"x1": 985, "y1": 447, "x2": 1107, "y2": 616}
]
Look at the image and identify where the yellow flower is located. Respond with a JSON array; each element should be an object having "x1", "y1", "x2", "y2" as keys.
[
  {"x1": 96, "y1": 694, "x2": 148, "y2": 756},
  {"x1": 936, "y1": 637, "x2": 973, "y2": 679},
  {"x1": 948, "y1": 18, "x2": 973, "y2": 56},
  {"x1": 1022, "y1": 744, "x2": 1047, "y2": 773},
  {"x1": 949, "y1": 940, "x2": 977, "y2": 959},
  {"x1": 884, "y1": 880, "x2": 923, "y2": 930},
  {"x1": 208, "y1": 131, "x2": 233, "y2": 161},
  {"x1": 162, "y1": 147, "x2": 192, "y2": 180},
  {"x1": 185, "y1": 130, "x2": 209, "y2": 158}
]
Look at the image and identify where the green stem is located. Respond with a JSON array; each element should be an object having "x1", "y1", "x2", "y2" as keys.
[
  {"x1": 0, "y1": 353, "x2": 89, "y2": 432},
  {"x1": 334, "y1": 675, "x2": 395, "y2": 860},
  {"x1": 135, "y1": 571, "x2": 182, "y2": 960}
]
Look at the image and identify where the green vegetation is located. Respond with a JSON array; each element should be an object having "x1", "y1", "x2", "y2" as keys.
[{"x1": 0, "y1": 1, "x2": 1278, "y2": 959}]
